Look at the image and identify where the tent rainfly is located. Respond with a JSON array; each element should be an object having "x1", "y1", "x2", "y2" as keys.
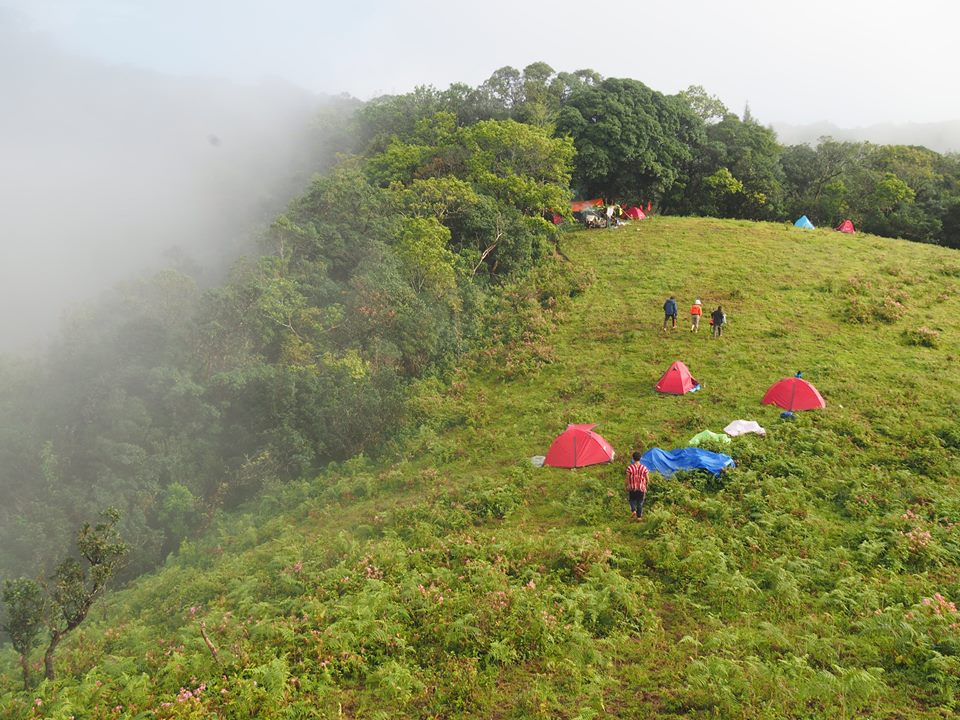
[
  {"x1": 656, "y1": 361, "x2": 700, "y2": 395},
  {"x1": 640, "y1": 447, "x2": 735, "y2": 477},
  {"x1": 688, "y1": 430, "x2": 732, "y2": 446},
  {"x1": 794, "y1": 215, "x2": 815, "y2": 229},
  {"x1": 761, "y1": 377, "x2": 826, "y2": 411},
  {"x1": 723, "y1": 420, "x2": 767, "y2": 437},
  {"x1": 544, "y1": 423, "x2": 615, "y2": 468},
  {"x1": 570, "y1": 198, "x2": 604, "y2": 213},
  {"x1": 835, "y1": 219, "x2": 856, "y2": 233},
  {"x1": 623, "y1": 206, "x2": 646, "y2": 220}
]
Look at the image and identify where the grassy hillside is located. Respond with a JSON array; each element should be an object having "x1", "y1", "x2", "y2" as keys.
[{"x1": 4, "y1": 216, "x2": 960, "y2": 719}]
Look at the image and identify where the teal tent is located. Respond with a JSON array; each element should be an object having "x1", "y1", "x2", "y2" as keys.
[{"x1": 794, "y1": 215, "x2": 815, "y2": 229}]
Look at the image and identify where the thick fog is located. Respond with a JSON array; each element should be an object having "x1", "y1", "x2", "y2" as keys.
[
  {"x1": 773, "y1": 120, "x2": 960, "y2": 155},
  {"x1": 0, "y1": 21, "x2": 331, "y2": 352}
]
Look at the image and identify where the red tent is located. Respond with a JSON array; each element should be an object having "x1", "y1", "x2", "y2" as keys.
[
  {"x1": 835, "y1": 219, "x2": 856, "y2": 233},
  {"x1": 623, "y1": 206, "x2": 646, "y2": 220},
  {"x1": 544, "y1": 424, "x2": 615, "y2": 468},
  {"x1": 655, "y1": 361, "x2": 700, "y2": 395},
  {"x1": 570, "y1": 198, "x2": 604, "y2": 213},
  {"x1": 550, "y1": 214, "x2": 564, "y2": 225},
  {"x1": 761, "y1": 377, "x2": 826, "y2": 411}
]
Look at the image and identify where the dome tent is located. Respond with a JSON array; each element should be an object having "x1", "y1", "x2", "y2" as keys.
[
  {"x1": 835, "y1": 219, "x2": 856, "y2": 233},
  {"x1": 544, "y1": 424, "x2": 615, "y2": 468},
  {"x1": 656, "y1": 361, "x2": 700, "y2": 394},
  {"x1": 794, "y1": 215, "x2": 815, "y2": 229},
  {"x1": 762, "y1": 377, "x2": 826, "y2": 411}
]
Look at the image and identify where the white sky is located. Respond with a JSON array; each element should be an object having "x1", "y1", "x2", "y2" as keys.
[{"x1": 4, "y1": 0, "x2": 959, "y2": 127}]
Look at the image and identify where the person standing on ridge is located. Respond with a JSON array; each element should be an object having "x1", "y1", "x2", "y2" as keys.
[
  {"x1": 625, "y1": 451, "x2": 649, "y2": 520},
  {"x1": 690, "y1": 298, "x2": 703, "y2": 332},
  {"x1": 663, "y1": 295, "x2": 678, "y2": 330},
  {"x1": 711, "y1": 305, "x2": 726, "y2": 337}
]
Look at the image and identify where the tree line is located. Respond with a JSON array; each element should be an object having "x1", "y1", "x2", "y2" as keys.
[{"x1": 356, "y1": 63, "x2": 960, "y2": 245}]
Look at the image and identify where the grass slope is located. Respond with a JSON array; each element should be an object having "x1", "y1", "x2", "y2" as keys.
[{"x1": 4, "y1": 217, "x2": 960, "y2": 719}]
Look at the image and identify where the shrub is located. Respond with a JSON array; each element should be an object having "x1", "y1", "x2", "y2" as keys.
[
  {"x1": 903, "y1": 326, "x2": 940, "y2": 348},
  {"x1": 875, "y1": 295, "x2": 907, "y2": 323}
]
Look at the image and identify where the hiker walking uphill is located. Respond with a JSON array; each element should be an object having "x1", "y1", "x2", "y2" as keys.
[
  {"x1": 663, "y1": 296, "x2": 678, "y2": 330},
  {"x1": 690, "y1": 298, "x2": 703, "y2": 332},
  {"x1": 625, "y1": 452, "x2": 649, "y2": 520},
  {"x1": 711, "y1": 305, "x2": 726, "y2": 337}
]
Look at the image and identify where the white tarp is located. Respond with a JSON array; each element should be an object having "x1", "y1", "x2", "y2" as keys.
[{"x1": 724, "y1": 420, "x2": 767, "y2": 437}]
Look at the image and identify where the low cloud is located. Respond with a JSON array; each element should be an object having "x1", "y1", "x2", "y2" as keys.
[{"x1": 0, "y1": 20, "x2": 335, "y2": 352}]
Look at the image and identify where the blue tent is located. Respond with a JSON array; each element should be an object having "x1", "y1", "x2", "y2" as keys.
[
  {"x1": 794, "y1": 215, "x2": 815, "y2": 229},
  {"x1": 640, "y1": 447, "x2": 735, "y2": 477}
]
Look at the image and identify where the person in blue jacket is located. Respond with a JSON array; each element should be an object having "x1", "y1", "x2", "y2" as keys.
[{"x1": 662, "y1": 295, "x2": 678, "y2": 330}]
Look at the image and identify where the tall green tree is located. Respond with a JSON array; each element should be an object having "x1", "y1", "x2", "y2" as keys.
[
  {"x1": 680, "y1": 114, "x2": 784, "y2": 219},
  {"x1": 555, "y1": 77, "x2": 704, "y2": 203},
  {"x1": 780, "y1": 140, "x2": 864, "y2": 223},
  {"x1": 677, "y1": 84, "x2": 729, "y2": 124},
  {"x1": 1, "y1": 510, "x2": 127, "y2": 685},
  {"x1": 0, "y1": 578, "x2": 46, "y2": 689},
  {"x1": 43, "y1": 509, "x2": 128, "y2": 681}
]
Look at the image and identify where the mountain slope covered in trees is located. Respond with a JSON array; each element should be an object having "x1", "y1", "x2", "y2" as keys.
[{"x1": 3, "y1": 217, "x2": 960, "y2": 718}]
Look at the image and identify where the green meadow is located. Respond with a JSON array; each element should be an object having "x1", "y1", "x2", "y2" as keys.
[{"x1": 4, "y1": 216, "x2": 960, "y2": 719}]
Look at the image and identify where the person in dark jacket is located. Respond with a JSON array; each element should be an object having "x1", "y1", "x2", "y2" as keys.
[
  {"x1": 711, "y1": 305, "x2": 726, "y2": 337},
  {"x1": 663, "y1": 296, "x2": 678, "y2": 330}
]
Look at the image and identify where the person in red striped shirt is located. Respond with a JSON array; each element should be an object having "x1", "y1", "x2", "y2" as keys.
[{"x1": 625, "y1": 451, "x2": 649, "y2": 520}]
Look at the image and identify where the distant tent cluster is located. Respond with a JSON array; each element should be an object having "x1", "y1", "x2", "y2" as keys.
[
  {"x1": 542, "y1": 363, "x2": 825, "y2": 471},
  {"x1": 793, "y1": 215, "x2": 857, "y2": 233},
  {"x1": 565, "y1": 199, "x2": 650, "y2": 228}
]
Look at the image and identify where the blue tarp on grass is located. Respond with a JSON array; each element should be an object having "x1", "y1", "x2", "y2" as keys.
[{"x1": 640, "y1": 447, "x2": 735, "y2": 477}]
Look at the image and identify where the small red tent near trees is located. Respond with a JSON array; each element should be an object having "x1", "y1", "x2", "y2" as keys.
[
  {"x1": 544, "y1": 424, "x2": 615, "y2": 468},
  {"x1": 761, "y1": 377, "x2": 826, "y2": 411},
  {"x1": 623, "y1": 206, "x2": 646, "y2": 220},
  {"x1": 655, "y1": 361, "x2": 700, "y2": 394},
  {"x1": 835, "y1": 219, "x2": 856, "y2": 233}
]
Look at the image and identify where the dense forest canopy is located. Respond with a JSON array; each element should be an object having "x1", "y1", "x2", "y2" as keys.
[{"x1": 2, "y1": 61, "x2": 960, "y2": 596}]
